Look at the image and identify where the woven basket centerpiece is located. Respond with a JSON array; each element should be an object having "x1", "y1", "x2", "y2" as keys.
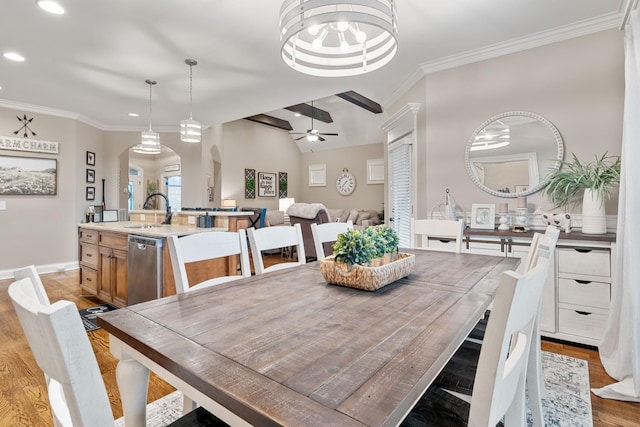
[{"x1": 320, "y1": 252, "x2": 415, "y2": 291}]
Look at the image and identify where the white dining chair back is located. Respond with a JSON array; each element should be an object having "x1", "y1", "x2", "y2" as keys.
[
  {"x1": 411, "y1": 218, "x2": 465, "y2": 253},
  {"x1": 9, "y1": 277, "x2": 114, "y2": 427},
  {"x1": 469, "y1": 256, "x2": 550, "y2": 425},
  {"x1": 520, "y1": 225, "x2": 560, "y2": 273},
  {"x1": 310, "y1": 220, "x2": 353, "y2": 259},
  {"x1": 13, "y1": 265, "x2": 49, "y2": 305},
  {"x1": 247, "y1": 223, "x2": 306, "y2": 275},
  {"x1": 167, "y1": 230, "x2": 251, "y2": 294}
]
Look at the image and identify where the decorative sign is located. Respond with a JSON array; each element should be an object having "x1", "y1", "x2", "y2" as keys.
[
  {"x1": 258, "y1": 172, "x2": 276, "y2": 197},
  {"x1": 14, "y1": 114, "x2": 37, "y2": 138},
  {"x1": 0, "y1": 135, "x2": 59, "y2": 155},
  {"x1": 164, "y1": 164, "x2": 180, "y2": 172}
]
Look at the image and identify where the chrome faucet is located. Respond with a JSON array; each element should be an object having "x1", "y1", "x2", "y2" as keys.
[{"x1": 143, "y1": 192, "x2": 172, "y2": 225}]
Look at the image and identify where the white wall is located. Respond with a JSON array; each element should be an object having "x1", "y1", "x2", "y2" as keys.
[{"x1": 387, "y1": 29, "x2": 624, "y2": 219}]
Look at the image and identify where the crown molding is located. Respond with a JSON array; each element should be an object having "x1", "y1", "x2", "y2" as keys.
[
  {"x1": 0, "y1": 99, "x2": 106, "y2": 130},
  {"x1": 384, "y1": 12, "x2": 623, "y2": 109}
]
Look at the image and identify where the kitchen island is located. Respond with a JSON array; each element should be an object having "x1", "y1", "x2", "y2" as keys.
[{"x1": 79, "y1": 210, "x2": 254, "y2": 306}]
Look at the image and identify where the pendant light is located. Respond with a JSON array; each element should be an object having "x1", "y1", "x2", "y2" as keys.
[
  {"x1": 180, "y1": 59, "x2": 202, "y2": 143},
  {"x1": 134, "y1": 79, "x2": 161, "y2": 154}
]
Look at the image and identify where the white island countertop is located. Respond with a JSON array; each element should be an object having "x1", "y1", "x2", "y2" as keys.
[{"x1": 78, "y1": 221, "x2": 226, "y2": 238}]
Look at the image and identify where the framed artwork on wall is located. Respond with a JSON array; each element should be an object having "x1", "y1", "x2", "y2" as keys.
[
  {"x1": 279, "y1": 171, "x2": 288, "y2": 198},
  {"x1": 86, "y1": 151, "x2": 95, "y2": 166},
  {"x1": 86, "y1": 186, "x2": 95, "y2": 201},
  {"x1": 309, "y1": 164, "x2": 326, "y2": 187},
  {"x1": 366, "y1": 158, "x2": 384, "y2": 184},
  {"x1": 86, "y1": 168, "x2": 95, "y2": 183},
  {"x1": 258, "y1": 172, "x2": 276, "y2": 197},
  {"x1": 471, "y1": 203, "x2": 496, "y2": 229},
  {"x1": 0, "y1": 155, "x2": 57, "y2": 195},
  {"x1": 245, "y1": 168, "x2": 255, "y2": 199}
]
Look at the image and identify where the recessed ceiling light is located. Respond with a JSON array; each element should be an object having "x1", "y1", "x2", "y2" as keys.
[
  {"x1": 36, "y1": 0, "x2": 65, "y2": 14},
  {"x1": 294, "y1": 113, "x2": 301, "y2": 117},
  {"x1": 3, "y1": 52, "x2": 25, "y2": 62},
  {"x1": 128, "y1": 113, "x2": 140, "y2": 117}
]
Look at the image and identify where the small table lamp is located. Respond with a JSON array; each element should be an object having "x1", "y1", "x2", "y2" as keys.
[{"x1": 498, "y1": 202, "x2": 510, "y2": 231}]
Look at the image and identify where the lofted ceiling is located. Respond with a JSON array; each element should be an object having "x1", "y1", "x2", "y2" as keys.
[{"x1": 0, "y1": 0, "x2": 630, "y2": 152}]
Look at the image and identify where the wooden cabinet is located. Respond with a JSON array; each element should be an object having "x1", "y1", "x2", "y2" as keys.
[
  {"x1": 79, "y1": 228, "x2": 99, "y2": 295},
  {"x1": 79, "y1": 227, "x2": 128, "y2": 307},
  {"x1": 464, "y1": 229, "x2": 616, "y2": 346}
]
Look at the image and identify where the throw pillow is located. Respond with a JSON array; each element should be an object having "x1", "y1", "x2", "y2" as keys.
[
  {"x1": 339, "y1": 209, "x2": 351, "y2": 222},
  {"x1": 357, "y1": 211, "x2": 371, "y2": 225},
  {"x1": 347, "y1": 209, "x2": 359, "y2": 224}
]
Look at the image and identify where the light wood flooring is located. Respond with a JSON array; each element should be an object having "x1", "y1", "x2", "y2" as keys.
[{"x1": 0, "y1": 258, "x2": 637, "y2": 426}]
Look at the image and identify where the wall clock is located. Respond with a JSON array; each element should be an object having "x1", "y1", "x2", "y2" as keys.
[{"x1": 336, "y1": 168, "x2": 356, "y2": 196}]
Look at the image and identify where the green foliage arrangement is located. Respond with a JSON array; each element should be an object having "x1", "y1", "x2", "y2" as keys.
[
  {"x1": 544, "y1": 152, "x2": 620, "y2": 208},
  {"x1": 245, "y1": 178, "x2": 255, "y2": 191},
  {"x1": 333, "y1": 226, "x2": 399, "y2": 267}
]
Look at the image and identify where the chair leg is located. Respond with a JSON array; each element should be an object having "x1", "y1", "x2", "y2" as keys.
[{"x1": 527, "y1": 322, "x2": 545, "y2": 427}]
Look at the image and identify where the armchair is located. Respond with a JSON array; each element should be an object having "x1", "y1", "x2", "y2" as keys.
[{"x1": 287, "y1": 203, "x2": 332, "y2": 261}]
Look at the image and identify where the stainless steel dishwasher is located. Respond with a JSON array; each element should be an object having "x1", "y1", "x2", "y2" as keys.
[{"x1": 127, "y1": 235, "x2": 163, "y2": 304}]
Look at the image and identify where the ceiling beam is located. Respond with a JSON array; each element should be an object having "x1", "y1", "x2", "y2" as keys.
[
  {"x1": 244, "y1": 114, "x2": 293, "y2": 131},
  {"x1": 284, "y1": 103, "x2": 333, "y2": 123},
  {"x1": 336, "y1": 91, "x2": 383, "y2": 114}
]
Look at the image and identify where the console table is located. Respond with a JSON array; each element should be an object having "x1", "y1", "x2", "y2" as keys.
[{"x1": 463, "y1": 228, "x2": 617, "y2": 346}]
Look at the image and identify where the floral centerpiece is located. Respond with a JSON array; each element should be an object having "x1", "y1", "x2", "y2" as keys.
[{"x1": 320, "y1": 226, "x2": 414, "y2": 291}]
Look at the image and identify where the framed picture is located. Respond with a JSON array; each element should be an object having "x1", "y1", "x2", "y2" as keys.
[
  {"x1": 86, "y1": 186, "x2": 95, "y2": 201},
  {"x1": 245, "y1": 168, "x2": 255, "y2": 199},
  {"x1": 514, "y1": 185, "x2": 529, "y2": 193},
  {"x1": 366, "y1": 158, "x2": 384, "y2": 184},
  {"x1": 471, "y1": 203, "x2": 496, "y2": 229},
  {"x1": 102, "y1": 210, "x2": 118, "y2": 222},
  {"x1": 86, "y1": 151, "x2": 95, "y2": 166},
  {"x1": 0, "y1": 155, "x2": 57, "y2": 195},
  {"x1": 86, "y1": 168, "x2": 95, "y2": 183},
  {"x1": 309, "y1": 164, "x2": 326, "y2": 187},
  {"x1": 257, "y1": 172, "x2": 276, "y2": 197}
]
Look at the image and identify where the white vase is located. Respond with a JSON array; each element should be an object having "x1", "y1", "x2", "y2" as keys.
[{"x1": 581, "y1": 188, "x2": 606, "y2": 234}]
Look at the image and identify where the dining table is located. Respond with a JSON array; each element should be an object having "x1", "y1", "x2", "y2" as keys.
[{"x1": 98, "y1": 249, "x2": 519, "y2": 427}]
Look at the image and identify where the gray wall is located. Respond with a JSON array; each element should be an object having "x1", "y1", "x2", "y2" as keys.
[{"x1": 387, "y1": 28, "x2": 624, "y2": 219}]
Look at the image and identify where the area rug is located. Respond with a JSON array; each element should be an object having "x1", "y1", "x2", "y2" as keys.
[
  {"x1": 402, "y1": 350, "x2": 592, "y2": 426},
  {"x1": 77, "y1": 303, "x2": 118, "y2": 332},
  {"x1": 114, "y1": 391, "x2": 184, "y2": 427}
]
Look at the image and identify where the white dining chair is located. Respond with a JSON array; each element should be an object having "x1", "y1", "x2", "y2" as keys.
[
  {"x1": 9, "y1": 276, "x2": 225, "y2": 427},
  {"x1": 460, "y1": 226, "x2": 559, "y2": 426},
  {"x1": 403, "y1": 257, "x2": 551, "y2": 426},
  {"x1": 167, "y1": 230, "x2": 251, "y2": 294},
  {"x1": 411, "y1": 218, "x2": 465, "y2": 253},
  {"x1": 13, "y1": 265, "x2": 50, "y2": 305},
  {"x1": 247, "y1": 223, "x2": 306, "y2": 275},
  {"x1": 310, "y1": 220, "x2": 353, "y2": 259}
]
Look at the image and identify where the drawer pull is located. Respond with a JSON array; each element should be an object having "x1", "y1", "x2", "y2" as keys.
[
  {"x1": 575, "y1": 310, "x2": 592, "y2": 316},
  {"x1": 439, "y1": 239, "x2": 452, "y2": 244},
  {"x1": 86, "y1": 277, "x2": 92, "y2": 282},
  {"x1": 575, "y1": 280, "x2": 591, "y2": 285},
  {"x1": 574, "y1": 248, "x2": 592, "y2": 253},
  {"x1": 86, "y1": 253, "x2": 93, "y2": 257}
]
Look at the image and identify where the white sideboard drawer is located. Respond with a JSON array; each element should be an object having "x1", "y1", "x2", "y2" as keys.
[
  {"x1": 558, "y1": 308, "x2": 608, "y2": 341},
  {"x1": 557, "y1": 247, "x2": 610, "y2": 277},
  {"x1": 422, "y1": 238, "x2": 459, "y2": 252},
  {"x1": 558, "y1": 278, "x2": 610, "y2": 309}
]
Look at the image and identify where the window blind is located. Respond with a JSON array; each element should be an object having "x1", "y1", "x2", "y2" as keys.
[{"x1": 389, "y1": 137, "x2": 412, "y2": 248}]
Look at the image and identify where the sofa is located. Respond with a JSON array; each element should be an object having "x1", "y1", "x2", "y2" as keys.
[{"x1": 326, "y1": 208, "x2": 382, "y2": 229}]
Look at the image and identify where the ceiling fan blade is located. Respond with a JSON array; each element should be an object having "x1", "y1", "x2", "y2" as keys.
[
  {"x1": 295, "y1": 136, "x2": 306, "y2": 141},
  {"x1": 319, "y1": 133, "x2": 339, "y2": 136},
  {"x1": 319, "y1": 136, "x2": 326, "y2": 142}
]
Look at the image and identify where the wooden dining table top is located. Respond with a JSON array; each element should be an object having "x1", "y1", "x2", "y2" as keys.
[{"x1": 98, "y1": 249, "x2": 519, "y2": 427}]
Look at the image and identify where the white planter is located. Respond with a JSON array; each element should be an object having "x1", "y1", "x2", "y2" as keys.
[{"x1": 581, "y1": 188, "x2": 606, "y2": 234}]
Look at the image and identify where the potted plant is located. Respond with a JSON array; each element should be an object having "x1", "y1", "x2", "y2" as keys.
[
  {"x1": 543, "y1": 152, "x2": 620, "y2": 234},
  {"x1": 323, "y1": 226, "x2": 413, "y2": 291}
]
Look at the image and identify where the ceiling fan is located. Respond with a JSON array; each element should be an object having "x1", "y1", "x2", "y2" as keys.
[{"x1": 290, "y1": 101, "x2": 338, "y2": 142}]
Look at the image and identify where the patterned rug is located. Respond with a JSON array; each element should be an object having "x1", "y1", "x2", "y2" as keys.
[
  {"x1": 401, "y1": 350, "x2": 592, "y2": 426},
  {"x1": 114, "y1": 352, "x2": 591, "y2": 427}
]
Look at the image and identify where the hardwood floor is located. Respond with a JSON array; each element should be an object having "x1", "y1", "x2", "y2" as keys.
[{"x1": 0, "y1": 261, "x2": 637, "y2": 426}]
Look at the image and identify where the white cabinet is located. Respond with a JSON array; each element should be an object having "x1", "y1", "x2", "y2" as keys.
[{"x1": 464, "y1": 229, "x2": 616, "y2": 347}]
